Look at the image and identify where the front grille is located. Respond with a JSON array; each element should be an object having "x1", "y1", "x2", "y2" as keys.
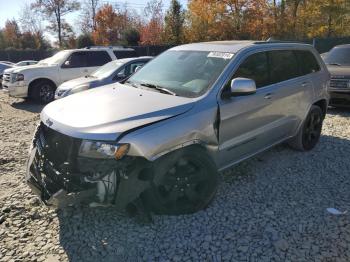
[
  {"x1": 3, "y1": 73, "x2": 10, "y2": 82},
  {"x1": 330, "y1": 79, "x2": 350, "y2": 89},
  {"x1": 35, "y1": 123, "x2": 82, "y2": 171},
  {"x1": 30, "y1": 123, "x2": 89, "y2": 197}
]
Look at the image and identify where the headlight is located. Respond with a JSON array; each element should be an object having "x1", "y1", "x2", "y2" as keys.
[
  {"x1": 67, "y1": 84, "x2": 90, "y2": 96},
  {"x1": 79, "y1": 140, "x2": 130, "y2": 160},
  {"x1": 12, "y1": 73, "x2": 24, "y2": 82}
]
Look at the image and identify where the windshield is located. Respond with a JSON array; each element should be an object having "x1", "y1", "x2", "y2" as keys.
[
  {"x1": 39, "y1": 51, "x2": 70, "y2": 65},
  {"x1": 127, "y1": 50, "x2": 233, "y2": 97},
  {"x1": 324, "y1": 47, "x2": 350, "y2": 66},
  {"x1": 91, "y1": 61, "x2": 124, "y2": 78}
]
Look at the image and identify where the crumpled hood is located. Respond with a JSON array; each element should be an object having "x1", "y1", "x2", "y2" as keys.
[
  {"x1": 58, "y1": 76, "x2": 98, "y2": 91},
  {"x1": 327, "y1": 65, "x2": 350, "y2": 77},
  {"x1": 41, "y1": 83, "x2": 195, "y2": 141}
]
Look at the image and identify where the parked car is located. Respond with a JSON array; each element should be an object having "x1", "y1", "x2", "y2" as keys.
[
  {"x1": 0, "y1": 61, "x2": 14, "y2": 66},
  {"x1": 2, "y1": 47, "x2": 135, "y2": 103},
  {"x1": 322, "y1": 44, "x2": 350, "y2": 107},
  {"x1": 26, "y1": 41, "x2": 329, "y2": 215},
  {"x1": 55, "y1": 56, "x2": 152, "y2": 99},
  {"x1": 14, "y1": 60, "x2": 38, "y2": 67},
  {"x1": 0, "y1": 62, "x2": 13, "y2": 89}
]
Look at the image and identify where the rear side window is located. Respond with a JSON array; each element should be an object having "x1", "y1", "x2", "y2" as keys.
[
  {"x1": 295, "y1": 50, "x2": 320, "y2": 75},
  {"x1": 232, "y1": 52, "x2": 270, "y2": 88},
  {"x1": 269, "y1": 50, "x2": 300, "y2": 84},
  {"x1": 87, "y1": 51, "x2": 112, "y2": 67}
]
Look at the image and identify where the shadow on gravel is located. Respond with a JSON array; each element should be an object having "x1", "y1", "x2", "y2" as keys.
[
  {"x1": 55, "y1": 135, "x2": 350, "y2": 261},
  {"x1": 327, "y1": 106, "x2": 350, "y2": 116},
  {"x1": 11, "y1": 100, "x2": 45, "y2": 113}
]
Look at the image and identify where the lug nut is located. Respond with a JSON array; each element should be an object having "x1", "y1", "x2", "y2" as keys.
[
  {"x1": 181, "y1": 188, "x2": 184, "y2": 192},
  {"x1": 187, "y1": 184, "x2": 190, "y2": 187},
  {"x1": 177, "y1": 177, "x2": 180, "y2": 181}
]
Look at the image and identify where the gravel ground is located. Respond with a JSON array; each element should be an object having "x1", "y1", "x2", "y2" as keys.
[{"x1": 1, "y1": 91, "x2": 350, "y2": 262}]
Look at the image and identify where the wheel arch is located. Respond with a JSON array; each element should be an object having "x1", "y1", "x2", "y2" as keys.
[
  {"x1": 313, "y1": 99, "x2": 328, "y2": 118},
  {"x1": 28, "y1": 78, "x2": 57, "y2": 98}
]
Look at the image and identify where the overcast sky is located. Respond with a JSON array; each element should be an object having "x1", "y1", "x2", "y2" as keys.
[{"x1": 0, "y1": 0, "x2": 188, "y2": 41}]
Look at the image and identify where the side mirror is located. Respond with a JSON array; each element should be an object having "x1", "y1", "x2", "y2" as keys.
[
  {"x1": 134, "y1": 66, "x2": 142, "y2": 72},
  {"x1": 229, "y1": 78, "x2": 256, "y2": 96},
  {"x1": 63, "y1": 60, "x2": 70, "y2": 68},
  {"x1": 117, "y1": 72, "x2": 126, "y2": 79}
]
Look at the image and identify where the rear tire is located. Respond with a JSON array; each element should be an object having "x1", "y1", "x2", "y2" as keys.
[
  {"x1": 143, "y1": 147, "x2": 219, "y2": 215},
  {"x1": 288, "y1": 105, "x2": 324, "y2": 151},
  {"x1": 31, "y1": 80, "x2": 56, "y2": 104}
]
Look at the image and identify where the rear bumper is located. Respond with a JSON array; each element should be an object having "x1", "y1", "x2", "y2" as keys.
[{"x1": 329, "y1": 91, "x2": 350, "y2": 107}]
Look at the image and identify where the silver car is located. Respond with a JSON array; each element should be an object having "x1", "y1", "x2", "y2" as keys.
[
  {"x1": 55, "y1": 56, "x2": 152, "y2": 99},
  {"x1": 26, "y1": 41, "x2": 329, "y2": 215}
]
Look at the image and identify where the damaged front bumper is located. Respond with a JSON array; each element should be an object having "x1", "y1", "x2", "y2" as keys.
[{"x1": 25, "y1": 124, "x2": 151, "y2": 210}]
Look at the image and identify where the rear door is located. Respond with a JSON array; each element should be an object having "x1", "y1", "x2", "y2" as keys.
[{"x1": 267, "y1": 50, "x2": 314, "y2": 136}]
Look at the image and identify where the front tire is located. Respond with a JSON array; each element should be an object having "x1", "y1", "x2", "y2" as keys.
[
  {"x1": 143, "y1": 147, "x2": 219, "y2": 215},
  {"x1": 31, "y1": 80, "x2": 56, "y2": 104},
  {"x1": 288, "y1": 105, "x2": 324, "y2": 151}
]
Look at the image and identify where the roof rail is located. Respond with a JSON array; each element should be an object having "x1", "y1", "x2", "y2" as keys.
[
  {"x1": 254, "y1": 40, "x2": 307, "y2": 45},
  {"x1": 84, "y1": 45, "x2": 126, "y2": 49}
]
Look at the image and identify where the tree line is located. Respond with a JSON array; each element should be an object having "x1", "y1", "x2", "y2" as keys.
[{"x1": 0, "y1": 0, "x2": 350, "y2": 50}]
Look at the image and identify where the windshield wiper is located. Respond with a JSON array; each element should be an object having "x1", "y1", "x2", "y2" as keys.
[
  {"x1": 125, "y1": 81, "x2": 139, "y2": 88},
  {"x1": 139, "y1": 83, "x2": 177, "y2": 96},
  {"x1": 327, "y1": 63, "x2": 342, "y2": 66}
]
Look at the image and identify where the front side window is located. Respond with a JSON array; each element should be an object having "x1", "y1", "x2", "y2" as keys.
[
  {"x1": 87, "y1": 51, "x2": 112, "y2": 67},
  {"x1": 231, "y1": 52, "x2": 270, "y2": 88},
  {"x1": 63, "y1": 52, "x2": 88, "y2": 68},
  {"x1": 268, "y1": 50, "x2": 300, "y2": 84},
  {"x1": 127, "y1": 50, "x2": 233, "y2": 97},
  {"x1": 295, "y1": 50, "x2": 320, "y2": 75}
]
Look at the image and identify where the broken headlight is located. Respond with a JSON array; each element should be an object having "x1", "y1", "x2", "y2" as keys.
[{"x1": 78, "y1": 141, "x2": 130, "y2": 160}]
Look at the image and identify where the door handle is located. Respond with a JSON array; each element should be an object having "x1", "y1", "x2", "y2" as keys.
[{"x1": 264, "y1": 93, "x2": 273, "y2": 99}]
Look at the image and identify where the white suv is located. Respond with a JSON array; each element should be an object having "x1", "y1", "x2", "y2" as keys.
[{"x1": 2, "y1": 47, "x2": 135, "y2": 103}]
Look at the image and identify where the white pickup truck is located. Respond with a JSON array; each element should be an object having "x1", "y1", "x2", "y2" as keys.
[{"x1": 2, "y1": 47, "x2": 136, "y2": 103}]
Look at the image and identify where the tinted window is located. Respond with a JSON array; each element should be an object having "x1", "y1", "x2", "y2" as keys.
[
  {"x1": 87, "y1": 51, "x2": 111, "y2": 67},
  {"x1": 295, "y1": 50, "x2": 320, "y2": 75},
  {"x1": 64, "y1": 52, "x2": 88, "y2": 68},
  {"x1": 113, "y1": 50, "x2": 137, "y2": 59},
  {"x1": 269, "y1": 50, "x2": 299, "y2": 84},
  {"x1": 232, "y1": 52, "x2": 270, "y2": 88}
]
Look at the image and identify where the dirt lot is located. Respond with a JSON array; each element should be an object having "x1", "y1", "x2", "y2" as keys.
[{"x1": 1, "y1": 91, "x2": 350, "y2": 262}]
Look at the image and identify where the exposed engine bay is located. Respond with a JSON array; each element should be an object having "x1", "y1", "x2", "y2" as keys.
[{"x1": 26, "y1": 123, "x2": 152, "y2": 215}]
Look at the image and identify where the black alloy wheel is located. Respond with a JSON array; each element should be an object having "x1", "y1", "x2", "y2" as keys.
[
  {"x1": 302, "y1": 106, "x2": 323, "y2": 150},
  {"x1": 144, "y1": 147, "x2": 219, "y2": 215}
]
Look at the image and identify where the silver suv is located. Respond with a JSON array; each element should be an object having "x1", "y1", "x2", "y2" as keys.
[{"x1": 26, "y1": 41, "x2": 330, "y2": 215}]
